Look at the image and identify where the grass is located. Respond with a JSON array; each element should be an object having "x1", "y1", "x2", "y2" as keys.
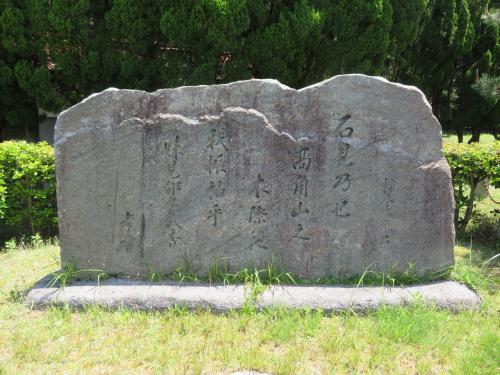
[
  {"x1": 161, "y1": 255, "x2": 296, "y2": 286},
  {"x1": 442, "y1": 131, "x2": 497, "y2": 144},
  {"x1": 0, "y1": 238, "x2": 498, "y2": 374}
]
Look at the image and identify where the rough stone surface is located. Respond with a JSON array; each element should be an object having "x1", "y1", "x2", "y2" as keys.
[
  {"x1": 26, "y1": 279, "x2": 480, "y2": 313},
  {"x1": 55, "y1": 74, "x2": 455, "y2": 278}
]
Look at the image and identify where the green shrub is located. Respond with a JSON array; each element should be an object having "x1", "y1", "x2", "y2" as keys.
[
  {"x1": 444, "y1": 141, "x2": 500, "y2": 230},
  {"x1": 0, "y1": 141, "x2": 57, "y2": 244}
]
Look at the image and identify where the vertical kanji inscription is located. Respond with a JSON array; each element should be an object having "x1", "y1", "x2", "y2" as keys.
[{"x1": 205, "y1": 126, "x2": 227, "y2": 227}]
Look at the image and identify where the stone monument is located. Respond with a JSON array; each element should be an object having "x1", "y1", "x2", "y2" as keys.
[{"x1": 55, "y1": 75, "x2": 455, "y2": 279}]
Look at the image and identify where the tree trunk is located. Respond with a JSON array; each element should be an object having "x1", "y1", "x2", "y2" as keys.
[
  {"x1": 460, "y1": 177, "x2": 479, "y2": 230},
  {"x1": 468, "y1": 130, "x2": 480, "y2": 143},
  {"x1": 392, "y1": 62, "x2": 400, "y2": 82},
  {"x1": 454, "y1": 206, "x2": 460, "y2": 230},
  {"x1": 443, "y1": 78, "x2": 453, "y2": 126},
  {"x1": 24, "y1": 175, "x2": 35, "y2": 236},
  {"x1": 26, "y1": 195, "x2": 35, "y2": 236},
  {"x1": 24, "y1": 121, "x2": 34, "y2": 142},
  {"x1": 454, "y1": 181, "x2": 463, "y2": 230},
  {"x1": 454, "y1": 116, "x2": 464, "y2": 143},
  {"x1": 456, "y1": 127, "x2": 464, "y2": 143}
]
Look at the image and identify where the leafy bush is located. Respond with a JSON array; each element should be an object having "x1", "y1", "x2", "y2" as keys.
[
  {"x1": 0, "y1": 141, "x2": 57, "y2": 243},
  {"x1": 444, "y1": 141, "x2": 500, "y2": 230}
]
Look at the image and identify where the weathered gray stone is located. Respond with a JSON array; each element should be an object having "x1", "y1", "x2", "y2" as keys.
[
  {"x1": 55, "y1": 74, "x2": 455, "y2": 278},
  {"x1": 26, "y1": 278, "x2": 480, "y2": 313}
]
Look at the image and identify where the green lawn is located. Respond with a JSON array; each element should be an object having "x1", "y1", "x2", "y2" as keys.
[
  {"x1": 0, "y1": 239, "x2": 498, "y2": 374},
  {"x1": 442, "y1": 132, "x2": 497, "y2": 144}
]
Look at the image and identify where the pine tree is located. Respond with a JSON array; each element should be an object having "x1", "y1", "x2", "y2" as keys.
[
  {"x1": 0, "y1": 0, "x2": 39, "y2": 140},
  {"x1": 386, "y1": 0, "x2": 428, "y2": 81},
  {"x1": 0, "y1": 0, "x2": 497, "y2": 140},
  {"x1": 159, "y1": 0, "x2": 394, "y2": 88},
  {"x1": 454, "y1": 1, "x2": 498, "y2": 142}
]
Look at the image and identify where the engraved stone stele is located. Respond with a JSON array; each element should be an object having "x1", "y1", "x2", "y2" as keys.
[{"x1": 55, "y1": 74, "x2": 455, "y2": 279}]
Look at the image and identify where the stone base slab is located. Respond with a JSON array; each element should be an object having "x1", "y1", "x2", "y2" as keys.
[{"x1": 26, "y1": 277, "x2": 481, "y2": 313}]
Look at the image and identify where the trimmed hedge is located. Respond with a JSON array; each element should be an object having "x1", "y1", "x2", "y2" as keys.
[
  {"x1": 0, "y1": 140, "x2": 498, "y2": 244},
  {"x1": 444, "y1": 141, "x2": 500, "y2": 229},
  {"x1": 0, "y1": 141, "x2": 57, "y2": 243}
]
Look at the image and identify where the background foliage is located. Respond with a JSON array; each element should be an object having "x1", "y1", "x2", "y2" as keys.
[
  {"x1": 0, "y1": 1, "x2": 498, "y2": 242},
  {"x1": 0, "y1": 0, "x2": 498, "y2": 140},
  {"x1": 444, "y1": 141, "x2": 499, "y2": 229},
  {"x1": 0, "y1": 141, "x2": 57, "y2": 243}
]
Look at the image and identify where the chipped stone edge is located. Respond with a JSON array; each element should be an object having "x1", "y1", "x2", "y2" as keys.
[
  {"x1": 25, "y1": 278, "x2": 481, "y2": 314},
  {"x1": 57, "y1": 74, "x2": 429, "y2": 118},
  {"x1": 54, "y1": 74, "x2": 443, "y2": 170},
  {"x1": 54, "y1": 74, "x2": 437, "y2": 146},
  {"x1": 155, "y1": 107, "x2": 293, "y2": 140}
]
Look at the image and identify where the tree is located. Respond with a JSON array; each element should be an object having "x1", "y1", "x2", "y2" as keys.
[
  {"x1": 0, "y1": 0, "x2": 39, "y2": 140},
  {"x1": 17, "y1": 0, "x2": 109, "y2": 111},
  {"x1": 472, "y1": 73, "x2": 500, "y2": 139},
  {"x1": 385, "y1": 0, "x2": 428, "y2": 81},
  {"x1": 160, "y1": 0, "x2": 394, "y2": 88},
  {"x1": 105, "y1": 0, "x2": 168, "y2": 90},
  {"x1": 304, "y1": 0, "x2": 393, "y2": 85},
  {"x1": 401, "y1": 0, "x2": 475, "y2": 131},
  {"x1": 0, "y1": 0, "x2": 497, "y2": 140},
  {"x1": 454, "y1": 2, "x2": 499, "y2": 142}
]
